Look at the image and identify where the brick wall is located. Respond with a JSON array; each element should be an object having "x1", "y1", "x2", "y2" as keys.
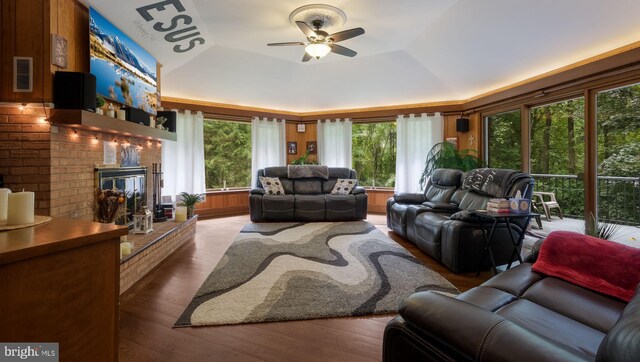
[
  {"x1": 0, "y1": 107, "x2": 52, "y2": 215},
  {"x1": 50, "y1": 127, "x2": 161, "y2": 220},
  {"x1": 0, "y1": 105, "x2": 162, "y2": 219}
]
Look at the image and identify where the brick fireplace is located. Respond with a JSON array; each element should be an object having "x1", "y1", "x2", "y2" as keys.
[{"x1": 0, "y1": 105, "x2": 161, "y2": 219}]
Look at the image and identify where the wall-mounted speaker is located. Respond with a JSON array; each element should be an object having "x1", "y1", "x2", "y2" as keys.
[
  {"x1": 54, "y1": 71, "x2": 96, "y2": 111},
  {"x1": 456, "y1": 118, "x2": 470, "y2": 132},
  {"x1": 13, "y1": 57, "x2": 33, "y2": 92}
]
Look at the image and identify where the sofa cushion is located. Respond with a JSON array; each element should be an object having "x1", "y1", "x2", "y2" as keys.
[
  {"x1": 331, "y1": 178, "x2": 357, "y2": 195},
  {"x1": 293, "y1": 179, "x2": 322, "y2": 194},
  {"x1": 496, "y1": 299, "x2": 605, "y2": 358},
  {"x1": 413, "y1": 212, "x2": 449, "y2": 260},
  {"x1": 325, "y1": 194, "x2": 356, "y2": 221},
  {"x1": 424, "y1": 185, "x2": 455, "y2": 202},
  {"x1": 259, "y1": 176, "x2": 286, "y2": 195},
  {"x1": 294, "y1": 195, "x2": 325, "y2": 221},
  {"x1": 458, "y1": 191, "x2": 490, "y2": 210},
  {"x1": 522, "y1": 278, "x2": 625, "y2": 333},
  {"x1": 533, "y1": 231, "x2": 640, "y2": 302},
  {"x1": 262, "y1": 194, "x2": 294, "y2": 220}
]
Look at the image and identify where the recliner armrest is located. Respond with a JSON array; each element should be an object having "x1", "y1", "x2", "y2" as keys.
[
  {"x1": 351, "y1": 186, "x2": 366, "y2": 195},
  {"x1": 249, "y1": 188, "x2": 265, "y2": 195},
  {"x1": 394, "y1": 291, "x2": 589, "y2": 362},
  {"x1": 393, "y1": 193, "x2": 425, "y2": 204},
  {"x1": 422, "y1": 201, "x2": 459, "y2": 212}
]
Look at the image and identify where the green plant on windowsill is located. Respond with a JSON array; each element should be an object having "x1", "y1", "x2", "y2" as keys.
[
  {"x1": 583, "y1": 212, "x2": 620, "y2": 240},
  {"x1": 291, "y1": 149, "x2": 318, "y2": 165},
  {"x1": 419, "y1": 141, "x2": 484, "y2": 189},
  {"x1": 177, "y1": 192, "x2": 205, "y2": 218}
]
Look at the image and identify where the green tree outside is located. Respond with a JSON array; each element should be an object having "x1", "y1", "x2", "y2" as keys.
[
  {"x1": 352, "y1": 122, "x2": 396, "y2": 187},
  {"x1": 203, "y1": 119, "x2": 252, "y2": 189}
]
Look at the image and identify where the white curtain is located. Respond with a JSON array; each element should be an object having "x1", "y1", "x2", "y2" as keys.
[
  {"x1": 250, "y1": 117, "x2": 286, "y2": 187},
  {"x1": 317, "y1": 118, "x2": 352, "y2": 167},
  {"x1": 162, "y1": 110, "x2": 206, "y2": 202},
  {"x1": 395, "y1": 113, "x2": 443, "y2": 193}
]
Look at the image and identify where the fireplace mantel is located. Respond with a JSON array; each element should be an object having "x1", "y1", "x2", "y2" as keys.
[{"x1": 51, "y1": 109, "x2": 177, "y2": 141}]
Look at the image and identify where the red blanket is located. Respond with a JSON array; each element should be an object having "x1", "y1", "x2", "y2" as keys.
[{"x1": 532, "y1": 231, "x2": 640, "y2": 302}]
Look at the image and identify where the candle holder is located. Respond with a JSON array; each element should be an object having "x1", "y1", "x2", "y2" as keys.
[{"x1": 132, "y1": 206, "x2": 153, "y2": 234}]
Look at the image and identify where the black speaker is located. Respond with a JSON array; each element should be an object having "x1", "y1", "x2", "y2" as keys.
[
  {"x1": 54, "y1": 71, "x2": 96, "y2": 111},
  {"x1": 456, "y1": 118, "x2": 470, "y2": 132},
  {"x1": 124, "y1": 106, "x2": 150, "y2": 126},
  {"x1": 157, "y1": 110, "x2": 177, "y2": 132}
]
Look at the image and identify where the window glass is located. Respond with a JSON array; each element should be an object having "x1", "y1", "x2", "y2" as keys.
[
  {"x1": 530, "y1": 98, "x2": 585, "y2": 218},
  {"x1": 485, "y1": 110, "x2": 522, "y2": 169},
  {"x1": 352, "y1": 122, "x2": 396, "y2": 187},
  {"x1": 203, "y1": 119, "x2": 252, "y2": 189},
  {"x1": 596, "y1": 83, "x2": 640, "y2": 225}
]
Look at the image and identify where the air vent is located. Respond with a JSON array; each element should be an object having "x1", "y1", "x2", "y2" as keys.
[{"x1": 13, "y1": 57, "x2": 33, "y2": 92}]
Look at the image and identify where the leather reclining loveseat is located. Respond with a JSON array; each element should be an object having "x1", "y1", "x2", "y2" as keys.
[
  {"x1": 387, "y1": 168, "x2": 534, "y2": 273},
  {"x1": 249, "y1": 166, "x2": 367, "y2": 222},
  {"x1": 383, "y1": 233, "x2": 640, "y2": 362}
]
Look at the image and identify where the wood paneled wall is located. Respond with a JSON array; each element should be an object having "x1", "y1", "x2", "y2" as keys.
[
  {"x1": 0, "y1": 0, "x2": 87, "y2": 103},
  {"x1": 285, "y1": 121, "x2": 317, "y2": 165}
]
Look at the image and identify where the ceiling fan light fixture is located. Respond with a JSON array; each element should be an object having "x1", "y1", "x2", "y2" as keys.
[{"x1": 305, "y1": 43, "x2": 331, "y2": 59}]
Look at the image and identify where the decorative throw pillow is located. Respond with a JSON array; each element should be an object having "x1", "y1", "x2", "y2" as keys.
[
  {"x1": 259, "y1": 176, "x2": 286, "y2": 195},
  {"x1": 331, "y1": 179, "x2": 357, "y2": 195}
]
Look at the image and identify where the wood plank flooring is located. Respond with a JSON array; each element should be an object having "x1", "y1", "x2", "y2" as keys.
[{"x1": 119, "y1": 214, "x2": 492, "y2": 361}]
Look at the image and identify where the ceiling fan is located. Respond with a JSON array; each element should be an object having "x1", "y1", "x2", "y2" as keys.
[{"x1": 268, "y1": 19, "x2": 365, "y2": 62}]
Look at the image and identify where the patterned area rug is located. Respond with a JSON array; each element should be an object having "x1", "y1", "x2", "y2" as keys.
[{"x1": 175, "y1": 221, "x2": 459, "y2": 327}]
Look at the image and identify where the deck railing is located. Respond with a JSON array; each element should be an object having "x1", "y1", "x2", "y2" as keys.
[{"x1": 532, "y1": 174, "x2": 640, "y2": 226}]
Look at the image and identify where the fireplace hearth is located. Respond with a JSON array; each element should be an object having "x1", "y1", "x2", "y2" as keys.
[{"x1": 95, "y1": 167, "x2": 147, "y2": 227}]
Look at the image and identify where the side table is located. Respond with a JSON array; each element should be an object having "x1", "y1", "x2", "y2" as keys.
[{"x1": 471, "y1": 210, "x2": 538, "y2": 275}]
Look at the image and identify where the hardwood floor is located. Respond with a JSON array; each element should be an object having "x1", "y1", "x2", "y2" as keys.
[{"x1": 119, "y1": 214, "x2": 492, "y2": 361}]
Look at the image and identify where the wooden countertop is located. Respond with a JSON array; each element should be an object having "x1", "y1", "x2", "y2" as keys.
[{"x1": 0, "y1": 217, "x2": 128, "y2": 266}]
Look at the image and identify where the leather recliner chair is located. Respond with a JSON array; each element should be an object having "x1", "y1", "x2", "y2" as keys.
[
  {"x1": 387, "y1": 168, "x2": 534, "y2": 273},
  {"x1": 386, "y1": 169, "x2": 464, "y2": 238},
  {"x1": 249, "y1": 166, "x2": 367, "y2": 222},
  {"x1": 382, "y1": 239, "x2": 640, "y2": 362}
]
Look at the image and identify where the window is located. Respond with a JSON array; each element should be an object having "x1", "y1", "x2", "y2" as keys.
[
  {"x1": 203, "y1": 119, "x2": 252, "y2": 189},
  {"x1": 530, "y1": 97, "x2": 585, "y2": 218},
  {"x1": 352, "y1": 122, "x2": 396, "y2": 187},
  {"x1": 596, "y1": 83, "x2": 640, "y2": 225},
  {"x1": 485, "y1": 110, "x2": 521, "y2": 169}
]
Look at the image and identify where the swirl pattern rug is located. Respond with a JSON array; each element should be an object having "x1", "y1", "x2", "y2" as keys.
[{"x1": 175, "y1": 221, "x2": 458, "y2": 327}]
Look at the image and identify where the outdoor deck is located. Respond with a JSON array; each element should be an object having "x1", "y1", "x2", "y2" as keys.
[{"x1": 532, "y1": 216, "x2": 640, "y2": 248}]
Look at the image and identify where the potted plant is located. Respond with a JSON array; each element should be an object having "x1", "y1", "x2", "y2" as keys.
[
  {"x1": 94, "y1": 188, "x2": 125, "y2": 223},
  {"x1": 418, "y1": 141, "x2": 484, "y2": 189},
  {"x1": 95, "y1": 95, "x2": 105, "y2": 115},
  {"x1": 156, "y1": 116, "x2": 167, "y2": 130},
  {"x1": 583, "y1": 212, "x2": 620, "y2": 240},
  {"x1": 291, "y1": 149, "x2": 318, "y2": 165},
  {"x1": 177, "y1": 192, "x2": 205, "y2": 218}
]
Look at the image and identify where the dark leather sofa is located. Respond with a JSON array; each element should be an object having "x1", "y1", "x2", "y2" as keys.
[
  {"x1": 382, "y1": 241, "x2": 640, "y2": 362},
  {"x1": 387, "y1": 168, "x2": 534, "y2": 273},
  {"x1": 249, "y1": 166, "x2": 367, "y2": 222}
]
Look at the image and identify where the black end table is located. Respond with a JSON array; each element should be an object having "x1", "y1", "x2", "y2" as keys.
[{"x1": 471, "y1": 210, "x2": 539, "y2": 275}]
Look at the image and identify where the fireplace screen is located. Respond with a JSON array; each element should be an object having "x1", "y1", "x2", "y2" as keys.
[{"x1": 95, "y1": 167, "x2": 147, "y2": 227}]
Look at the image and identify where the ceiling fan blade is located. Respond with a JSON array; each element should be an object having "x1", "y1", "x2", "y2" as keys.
[
  {"x1": 328, "y1": 27, "x2": 365, "y2": 42},
  {"x1": 267, "y1": 42, "x2": 305, "y2": 46},
  {"x1": 330, "y1": 44, "x2": 357, "y2": 57},
  {"x1": 296, "y1": 21, "x2": 318, "y2": 39},
  {"x1": 302, "y1": 52, "x2": 312, "y2": 62}
]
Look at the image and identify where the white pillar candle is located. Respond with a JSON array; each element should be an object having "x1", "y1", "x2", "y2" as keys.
[
  {"x1": 117, "y1": 109, "x2": 127, "y2": 120},
  {"x1": 120, "y1": 242, "x2": 132, "y2": 257},
  {"x1": 7, "y1": 191, "x2": 35, "y2": 225},
  {"x1": 175, "y1": 206, "x2": 187, "y2": 222},
  {"x1": 0, "y1": 188, "x2": 11, "y2": 224}
]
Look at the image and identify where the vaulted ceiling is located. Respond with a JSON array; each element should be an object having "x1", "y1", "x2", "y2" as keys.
[{"x1": 87, "y1": 0, "x2": 640, "y2": 112}]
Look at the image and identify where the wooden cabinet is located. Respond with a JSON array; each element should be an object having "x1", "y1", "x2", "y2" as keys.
[{"x1": 0, "y1": 218, "x2": 128, "y2": 361}]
